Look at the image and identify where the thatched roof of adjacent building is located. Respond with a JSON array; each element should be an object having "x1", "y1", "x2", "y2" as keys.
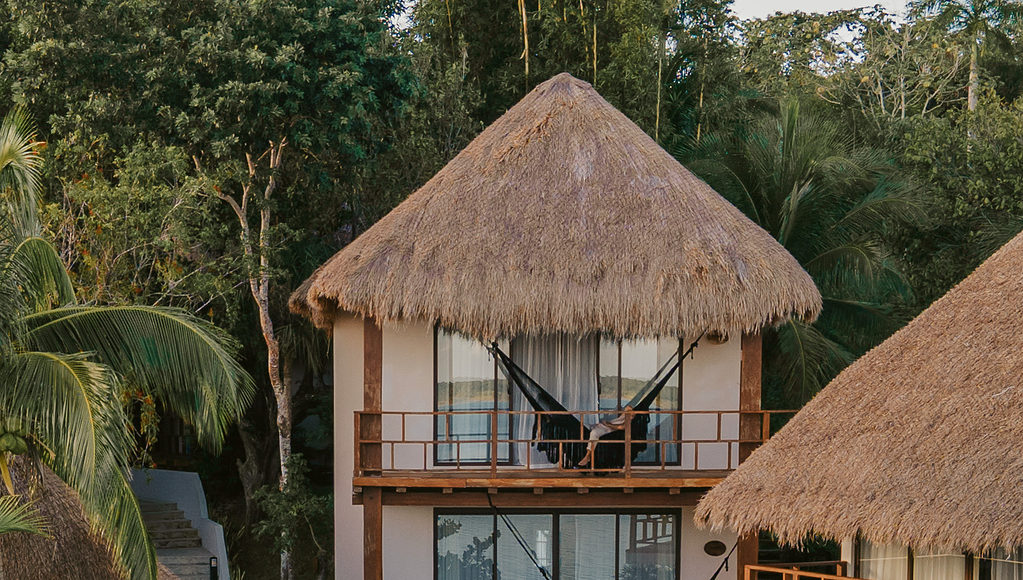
[
  {"x1": 696, "y1": 230, "x2": 1023, "y2": 554},
  {"x1": 291, "y1": 73, "x2": 820, "y2": 339},
  {"x1": 0, "y1": 457, "x2": 122, "y2": 579}
]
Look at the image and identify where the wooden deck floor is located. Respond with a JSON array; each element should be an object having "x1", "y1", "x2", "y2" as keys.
[{"x1": 354, "y1": 468, "x2": 731, "y2": 490}]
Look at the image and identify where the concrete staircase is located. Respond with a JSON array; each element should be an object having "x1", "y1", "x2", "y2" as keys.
[{"x1": 142, "y1": 501, "x2": 216, "y2": 579}]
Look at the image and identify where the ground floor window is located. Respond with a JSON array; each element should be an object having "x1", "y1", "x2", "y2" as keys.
[
  {"x1": 855, "y1": 539, "x2": 1018, "y2": 580},
  {"x1": 435, "y1": 510, "x2": 679, "y2": 580}
]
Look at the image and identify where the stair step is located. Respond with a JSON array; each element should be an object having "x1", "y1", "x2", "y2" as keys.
[
  {"x1": 166, "y1": 563, "x2": 214, "y2": 575},
  {"x1": 144, "y1": 509, "x2": 186, "y2": 521},
  {"x1": 154, "y1": 538, "x2": 203, "y2": 549},
  {"x1": 150, "y1": 528, "x2": 200, "y2": 540},
  {"x1": 141, "y1": 501, "x2": 178, "y2": 512},
  {"x1": 156, "y1": 548, "x2": 215, "y2": 564},
  {"x1": 147, "y1": 519, "x2": 193, "y2": 531}
]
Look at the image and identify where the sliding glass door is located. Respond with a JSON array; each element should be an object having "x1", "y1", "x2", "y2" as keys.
[{"x1": 435, "y1": 510, "x2": 678, "y2": 580}]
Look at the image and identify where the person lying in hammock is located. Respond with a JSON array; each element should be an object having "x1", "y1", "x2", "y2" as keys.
[{"x1": 576, "y1": 405, "x2": 633, "y2": 468}]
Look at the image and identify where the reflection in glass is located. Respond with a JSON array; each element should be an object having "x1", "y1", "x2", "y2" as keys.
[
  {"x1": 435, "y1": 330, "x2": 510, "y2": 463},
  {"x1": 600, "y1": 339, "x2": 680, "y2": 464},
  {"x1": 618, "y1": 514, "x2": 676, "y2": 580},
  {"x1": 497, "y1": 514, "x2": 553, "y2": 579},
  {"x1": 437, "y1": 514, "x2": 495, "y2": 580},
  {"x1": 560, "y1": 515, "x2": 616, "y2": 580}
]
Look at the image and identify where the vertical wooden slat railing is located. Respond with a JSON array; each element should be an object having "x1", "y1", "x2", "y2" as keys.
[
  {"x1": 744, "y1": 563, "x2": 859, "y2": 580},
  {"x1": 490, "y1": 408, "x2": 499, "y2": 477},
  {"x1": 353, "y1": 409, "x2": 795, "y2": 475}
]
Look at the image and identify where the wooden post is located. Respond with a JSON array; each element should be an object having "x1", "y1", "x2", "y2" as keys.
[
  {"x1": 363, "y1": 318, "x2": 383, "y2": 474},
  {"x1": 737, "y1": 532, "x2": 759, "y2": 580},
  {"x1": 363, "y1": 487, "x2": 383, "y2": 580},
  {"x1": 739, "y1": 332, "x2": 762, "y2": 464},
  {"x1": 363, "y1": 318, "x2": 383, "y2": 580}
]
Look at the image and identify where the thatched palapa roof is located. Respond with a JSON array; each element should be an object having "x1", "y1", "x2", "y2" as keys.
[
  {"x1": 291, "y1": 73, "x2": 820, "y2": 339},
  {"x1": 696, "y1": 230, "x2": 1023, "y2": 554},
  {"x1": 0, "y1": 457, "x2": 121, "y2": 579}
]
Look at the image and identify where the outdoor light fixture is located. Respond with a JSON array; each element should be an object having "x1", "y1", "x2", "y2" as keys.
[{"x1": 209, "y1": 556, "x2": 218, "y2": 580}]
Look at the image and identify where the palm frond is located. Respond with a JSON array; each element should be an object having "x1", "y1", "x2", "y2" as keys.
[
  {"x1": 21, "y1": 306, "x2": 254, "y2": 450},
  {"x1": 766, "y1": 319, "x2": 854, "y2": 404},
  {"x1": 0, "y1": 352, "x2": 129, "y2": 496},
  {"x1": 0, "y1": 495, "x2": 47, "y2": 536},
  {"x1": 0, "y1": 107, "x2": 41, "y2": 215},
  {"x1": 75, "y1": 469, "x2": 157, "y2": 580},
  {"x1": 8, "y1": 237, "x2": 76, "y2": 312}
]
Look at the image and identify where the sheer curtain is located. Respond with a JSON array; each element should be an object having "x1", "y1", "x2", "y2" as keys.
[
  {"x1": 913, "y1": 551, "x2": 965, "y2": 580},
  {"x1": 511, "y1": 334, "x2": 599, "y2": 466},
  {"x1": 859, "y1": 542, "x2": 909, "y2": 580}
]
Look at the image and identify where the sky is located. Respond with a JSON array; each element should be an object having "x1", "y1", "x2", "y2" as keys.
[{"x1": 731, "y1": 0, "x2": 906, "y2": 20}]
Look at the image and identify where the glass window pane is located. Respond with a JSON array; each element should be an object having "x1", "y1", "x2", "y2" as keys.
[
  {"x1": 436, "y1": 330, "x2": 508, "y2": 463},
  {"x1": 859, "y1": 542, "x2": 908, "y2": 580},
  {"x1": 982, "y1": 547, "x2": 1023, "y2": 580},
  {"x1": 496, "y1": 514, "x2": 553, "y2": 579},
  {"x1": 914, "y1": 551, "x2": 965, "y2": 580},
  {"x1": 599, "y1": 339, "x2": 620, "y2": 411},
  {"x1": 560, "y1": 514, "x2": 616, "y2": 580},
  {"x1": 608, "y1": 339, "x2": 680, "y2": 464},
  {"x1": 618, "y1": 513, "x2": 676, "y2": 580},
  {"x1": 437, "y1": 514, "x2": 495, "y2": 580}
]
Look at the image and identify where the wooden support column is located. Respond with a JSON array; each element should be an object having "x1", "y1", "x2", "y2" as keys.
[
  {"x1": 363, "y1": 318, "x2": 383, "y2": 580},
  {"x1": 362, "y1": 318, "x2": 383, "y2": 474},
  {"x1": 736, "y1": 532, "x2": 758, "y2": 580},
  {"x1": 738, "y1": 332, "x2": 762, "y2": 464},
  {"x1": 363, "y1": 487, "x2": 383, "y2": 580}
]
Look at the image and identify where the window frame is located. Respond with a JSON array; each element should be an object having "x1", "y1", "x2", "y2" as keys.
[
  {"x1": 432, "y1": 328, "x2": 687, "y2": 468},
  {"x1": 433, "y1": 508, "x2": 683, "y2": 580},
  {"x1": 432, "y1": 327, "x2": 513, "y2": 466}
]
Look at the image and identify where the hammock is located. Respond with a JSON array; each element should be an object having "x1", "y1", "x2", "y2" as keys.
[{"x1": 490, "y1": 337, "x2": 700, "y2": 469}]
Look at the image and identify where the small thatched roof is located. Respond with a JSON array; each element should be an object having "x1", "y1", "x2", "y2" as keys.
[
  {"x1": 696, "y1": 229, "x2": 1023, "y2": 554},
  {"x1": 290, "y1": 73, "x2": 819, "y2": 339},
  {"x1": 0, "y1": 457, "x2": 121, "y2": 579}
]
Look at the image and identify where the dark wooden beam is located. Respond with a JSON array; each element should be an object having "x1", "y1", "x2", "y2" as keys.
[
  {"x1": 362, "y1": 318, "x2": 384, "y2": 580},
  {"x1": 358, "y1": 489, "x2": 705, "y2": 507},
  {"x1": 739, "y1": 332, "x2": 762, "y2": 464},
  {"x1": 363, "y1": 487, "x2": 383, "y2": 580},
  {"x1": 736, "y1": 532, "x2": 758, "y2": 580},
  {"x1": 361, "y1": 318, "x2": 383, "y2": 474}
]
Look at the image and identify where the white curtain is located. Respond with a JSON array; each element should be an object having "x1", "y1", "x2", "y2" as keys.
[
  {"x1": 511, "y1": 334, "x2": 599, "y2": 466},
  {"x1": 859, "y1": 542, "x2": 909, "y2": 580},
  {"x1": 913, "y1": 551, "x2": 965, "y2": 580}
]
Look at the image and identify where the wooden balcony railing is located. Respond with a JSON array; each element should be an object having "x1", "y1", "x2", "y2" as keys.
[
  {"x1": 745, "y1": 563, "x2": 860, "y2": 580},
  {"x1": 354, "y1": 408, "x2": 795, "y2": 478}
]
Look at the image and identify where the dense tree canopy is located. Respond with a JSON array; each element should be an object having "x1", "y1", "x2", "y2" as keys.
[{"x1": 1, "y1": 0, "x2": 1022, "y2": 576}]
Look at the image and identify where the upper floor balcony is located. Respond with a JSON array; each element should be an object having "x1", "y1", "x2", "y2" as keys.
[{"x1": 353, "y1": 407, "x2": 794, "y2": 492}]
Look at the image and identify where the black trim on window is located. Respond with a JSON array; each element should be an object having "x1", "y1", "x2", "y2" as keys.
[{"x1": 433, "y1": 508, "x2": 683, "y2": 580}]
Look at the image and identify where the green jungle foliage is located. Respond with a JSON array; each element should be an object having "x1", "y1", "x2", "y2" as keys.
[{"x1": 0, "y1": 0, "x2": 1021, "y2": 576}]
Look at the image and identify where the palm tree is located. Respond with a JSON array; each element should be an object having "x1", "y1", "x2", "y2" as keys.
[
  {"x1": 911, "y1": 0, "x2": 1023, "y2": 110},
  {"x1": 685, "y1": 100, "x2": 926, "y2": 404},
  {"x1": 0, "y1": 108, "x2": 254, "y2": 578},
  {"x1": 0, "y1": 496, "x2": 45, "y2": 536}
]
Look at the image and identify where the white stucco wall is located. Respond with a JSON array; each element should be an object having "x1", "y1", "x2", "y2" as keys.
[
  {"x1": 334, "y1": 315, "x2": 365, "y2": 579},
  {"x1": 681, "y1": 506, "x2": 739, "y2": 580},
  {"x1": 382, "y1": 507, "x2": 434, "y2": 580},
  {"x1": 680, "y1": 336, "x2": 742, "y2": 470},
  {"x1": 380, "y1": 321, "x2": 435, "y2": 470},
  {"x1": 334, "y1": 321, "x2": 747, "y2": 580}
]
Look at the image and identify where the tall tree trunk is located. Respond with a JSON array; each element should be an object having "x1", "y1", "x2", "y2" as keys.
[
  {"x1": 519, "y1": 0, "x2": 529, "y2": 87},
  {"x1": 968, "y1": 37, "x2": 979, "y2": 111},
  {"x1": 655, "y1": 30, "x2": 664, "y2": 143},
  {"x1": 201, "y1": 139, "x2": 294, "y2": 580}
]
